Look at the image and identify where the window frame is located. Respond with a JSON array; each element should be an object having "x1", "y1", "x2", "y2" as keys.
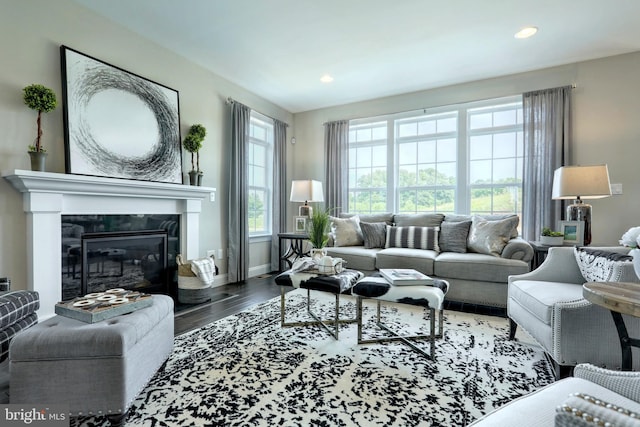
[
  {"x1": 247, "y1": 111, "x2": 274, "y2": 239},
  {"x1": 347, "y1": 95, "x2": 523, "y2": 217}
]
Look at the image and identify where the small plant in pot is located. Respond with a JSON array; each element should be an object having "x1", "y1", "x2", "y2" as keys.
[
  {"x1": 540, "y1": 227, "x2": 564, "y2": 245},
  {"x1": 23, "y1": 84, "x2": 57, "y2": 171},
  {"x1": 182, "y1": 124, "x2": 206, "y2": 185},
  {"x1": 307, "y1": 208, "x2": 331, "y2": 261}
]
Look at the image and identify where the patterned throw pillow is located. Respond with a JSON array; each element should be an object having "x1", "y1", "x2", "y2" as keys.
[
  {"x1": 555, "y1": 393, "x2": 640, "y2": 427},
  {"x1": 439, "y1": 220, "x2": 471, "y2": 253},
  {"x1": 574, "y1": 247, "x2": 639, "y2": 283},
  {"x1": 360, "y1": 222, "x2": 387, "y2": 249},
  {"x1": 467, "y1": 215, "x2": 519, "y2": 256},
  {"x1": 330, "y1": 216, "x2": 364, "y2": 247},
  {"x1": 385, "y1": 226, "x2": 440, "y2": 252}
]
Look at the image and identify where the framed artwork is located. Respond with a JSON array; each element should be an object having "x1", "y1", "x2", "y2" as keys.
[
  {"x1": 559, "y1": 221, "x2": 584, "y2": 246},
  {"x1": 294, "y1": 216, "x2": 307, "y2": 233},
  {"x1": 60, "y1": 46, "x2": 182, "y2": 183}
]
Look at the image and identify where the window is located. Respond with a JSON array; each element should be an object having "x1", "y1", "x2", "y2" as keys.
[
  {"x1": 248, "y1": 111, "x2": 274, "y2": 236},
  {"x1": 348, "y1": 96, "x2": 523, "y2": 218}
]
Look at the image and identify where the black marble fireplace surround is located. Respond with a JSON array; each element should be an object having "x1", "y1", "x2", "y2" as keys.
[{"x1": 61, "y1": 214, "x2": 180, "y2": 301}]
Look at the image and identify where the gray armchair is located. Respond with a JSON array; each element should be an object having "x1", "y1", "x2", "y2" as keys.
[
  {"x1": 470, "y1": 364, "x2": 640, "y2": 426},
  {"x1": 507, "y1": 246, "x2": 640, "y2": 378}
]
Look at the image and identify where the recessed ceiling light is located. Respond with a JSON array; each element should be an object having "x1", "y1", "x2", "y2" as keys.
[
  {"x1": 320, "y1": 74, "x2": 334, "y2": 83},
  {"x1": 515, "y1": 26, "x2": 538, "y2": 39}
]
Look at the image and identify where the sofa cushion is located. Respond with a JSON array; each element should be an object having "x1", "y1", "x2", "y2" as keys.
[
  {"x1": 435, "y1": 252, "x2": 529, "y2": 283},
  {"x1": 385, "y1": 226, "x2": 439, "y2": 251},
  {"x1": 325, "y1": 246, "x2": 379, "y2": 271},
  {"x1": 360, "y1": 222, "x2": 387, "y2": 249},
  {"x1": 439, "y1": 220, "x2": 471, "y2": 253},
  {"x1": 393, "y1": 213, "x2": 444, "y2": 227},
  {"x1": 574, "y1": 247, "x2": 639, "y2": 283},
  {"x1": 340, "y1": 212, "x2": 394, "y2": 225},
  {"x1": 467, "y1": 215, "x2": 519, "y2": 256},
  {"x1": 375, "y1": 248, "x2": 436, "y2": 275},
  {"x1": 331, "y1": 215, "x2": 363, "y2": 247},
  {"x1": 508, "y1": 280, "x2": 584, "y2": 326}
]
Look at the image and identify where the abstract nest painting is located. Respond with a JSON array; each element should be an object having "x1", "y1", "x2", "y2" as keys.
[{"x1": 60, "y1": 46, "x2": 182, "y2": 183}]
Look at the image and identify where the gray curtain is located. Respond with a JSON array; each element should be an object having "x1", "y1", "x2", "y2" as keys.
[
  {"x1": 324, "y1": 120, "x2": 349, "y2": 213},
  {"x1": 522, "y1": 86, "x2": 572, "y2": 241},
  {"x1": 228, "y1": 101, "x2": 251, "y2": 282},
  {"x1": 270, "y1": 119, "x2": 287, "y2": 271}
]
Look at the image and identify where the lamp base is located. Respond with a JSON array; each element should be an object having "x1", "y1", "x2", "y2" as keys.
[
  {"x1": 299, "y1": 204, "x2": 313, "y2": 218},
  {"x1": 566, "y1": 200, "x2": 591, "y2": 245}
]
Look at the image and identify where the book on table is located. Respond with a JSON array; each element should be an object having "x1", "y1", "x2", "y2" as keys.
[{"x1": 379, "y1": 269, "x2": 434, "y2": 286}]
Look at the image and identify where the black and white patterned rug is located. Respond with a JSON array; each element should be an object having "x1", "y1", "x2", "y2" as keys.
[{"x1": 78, "y1": 289, "x2": 555, "y2": 426}]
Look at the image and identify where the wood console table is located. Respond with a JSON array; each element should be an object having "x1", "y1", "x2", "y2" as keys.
[{"x1": 582, "y1": 281, "x2": 640, "y2": 371}]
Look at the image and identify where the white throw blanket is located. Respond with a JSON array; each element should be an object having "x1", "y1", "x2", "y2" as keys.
[{"x1": 190, "y1": 257, "x2": 216, "y2": 286}]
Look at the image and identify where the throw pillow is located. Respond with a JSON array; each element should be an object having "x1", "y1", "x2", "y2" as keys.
[
  {"x1": 467, "y1": 215, "x2": 519, "y2": 256},
  {"x1": 330, "y1": 215, "x2": 363, "y2": 247},
  {"x1": 439, "y1": 220, "x2": 471, "y2": 253},
  {"x1": 555, "y1": 393, "x2": 640, "y2": 427},
  {"x1": 574, "y1": 247, "x2": 639, "y2": 283},
  {"x1": 385, "y1": 226, "x2": 440, "y2": 252},
  {"x1": 360, "y1": 222, "x2": 387, "y2": 249}
]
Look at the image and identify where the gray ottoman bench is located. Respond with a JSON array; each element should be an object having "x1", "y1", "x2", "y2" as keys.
[
  {"x1": 351, "y1": 276, "x2": 449, "y2": 359},
  {"x1": 9, "y1": 294, "x2": 174, "y2": 426}
]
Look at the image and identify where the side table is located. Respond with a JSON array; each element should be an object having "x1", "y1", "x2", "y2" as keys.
[
  {"x1": 278, "y1": 232, "x2": 309, "y2": 271},
  {"x1": 529, "y1": 240, "x2": 565, "y2": 269},
  {"x1": 583, "y1": 281, "x2": 640, "y2": 371}
]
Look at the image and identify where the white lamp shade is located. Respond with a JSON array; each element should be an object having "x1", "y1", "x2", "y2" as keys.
[
  {"x1": 289, "y1": 180, "x2": 324, "y2": 203},
  {"x1": 551, "y1": 165, "x2": 611, "y2": 200}
]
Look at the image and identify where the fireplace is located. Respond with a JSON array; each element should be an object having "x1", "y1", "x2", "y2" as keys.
[
  {"x1": 61, "y1": 215, "x2": 179, "y2": 301},
  {"x1": 4, "y1": 169, "x2": 216, "y2": 319}
]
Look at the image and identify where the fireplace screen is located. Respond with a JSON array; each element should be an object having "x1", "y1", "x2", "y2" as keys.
[{"x1": 78, "y1": 230, "x2": 168, "y2": 296}]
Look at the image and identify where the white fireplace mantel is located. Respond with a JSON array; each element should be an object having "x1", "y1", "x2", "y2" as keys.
[{"x1": 3, "y1": 169, "x2": 216, "y2": 319}]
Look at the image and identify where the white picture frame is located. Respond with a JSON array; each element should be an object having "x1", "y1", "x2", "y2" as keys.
[
  {"x1": 559, "y1": 220, "x2": 584, "y2": 246},
  {"x1": 294, "y1": 216, "x2": 307, "y2": 233}
]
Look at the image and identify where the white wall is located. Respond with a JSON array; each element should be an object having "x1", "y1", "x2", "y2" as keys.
[
  {"x1": 0, "y1": 0, "x2": 293, "y2": 290},
  {"x1": 292, "y1": 53, "x2": 640, "y2": 246}
]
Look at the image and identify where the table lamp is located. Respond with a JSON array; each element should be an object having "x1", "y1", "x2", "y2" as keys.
[
  {"x1": 552, "y1": 164, "x2": 611, "y2": 245},
  {"x1": 289, "y1": 180, "x2": 324, "y2": 218}
]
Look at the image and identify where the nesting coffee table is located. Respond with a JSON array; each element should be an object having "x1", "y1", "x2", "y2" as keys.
[
  {"x1": 351, "y1": 276, "x2": 449, "y2": 359},
  {"x1": 275, "y1": 268, "x2": 364, "y2": 339}
]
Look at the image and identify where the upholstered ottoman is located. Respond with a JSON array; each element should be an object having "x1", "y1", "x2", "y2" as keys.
[
  {"x1": 9, "y1": 294, "x2": 174, "y2": 426},
  {"x1": 351, "y1": 276, "x2": 449, "y2": 359},
  {"x1": 275, "y1": 268, "x2": 364, "y2": 339}
]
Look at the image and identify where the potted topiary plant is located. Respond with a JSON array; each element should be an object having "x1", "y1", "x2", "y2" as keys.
[
  {"x1": 307, "y1": 208, "x2": 331, "y2": 260},
  {"x1": 540, "y1": 227, "x2": 564, "y2": 246},
  {"x1": 23, "y1": 84, "x2": 57, "y2": 171},
  {"x1": 182, "y1": 124, "x2": 206, "y2": 185}
]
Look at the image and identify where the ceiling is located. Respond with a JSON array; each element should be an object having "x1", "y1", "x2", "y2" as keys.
[{"x1": 74, "y1": 0, "x2": 640, "y2": 113}]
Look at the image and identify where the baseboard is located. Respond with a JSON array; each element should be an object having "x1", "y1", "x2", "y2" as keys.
[
  {"x1": 208, "y1": 264, "x2": 271, "y2": 287},
  {"x1": 249, "y1": 264, "x2": 272, "y2": 278}
]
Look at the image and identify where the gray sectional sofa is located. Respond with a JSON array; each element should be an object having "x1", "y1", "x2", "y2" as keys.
[{"x1": 325, "y1": 212, "x2": 533, "y2": 308}]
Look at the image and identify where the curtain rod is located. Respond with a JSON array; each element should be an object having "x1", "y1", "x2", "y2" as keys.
[
  {"x1": 226, "y1": 97, "x2": 289, "y2": 127},
  {"x1": 322, "y1": 83, "x2": 577, "y2": 125}
]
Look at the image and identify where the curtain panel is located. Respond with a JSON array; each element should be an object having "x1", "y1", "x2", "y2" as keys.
[
  {"x1": 324, "y1": 120, "x2": 349, "y2": 214},
  {"x1": 228, "y1": 101, "x2": 251, "y2": 282},
  {"x1": 270, "y1": 119, "x2": 287, "y2": 271},
  {"x1": 522, "y1": 85, "x2": 572, "y2": 241}
]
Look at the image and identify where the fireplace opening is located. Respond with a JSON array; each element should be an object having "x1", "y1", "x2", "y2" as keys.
[
  {"x1": 80, "y1": 230, "x2": 168, "y2": 296},
  {"x1": 61, "y1": 214, "x2": 180, "y2": 301}
]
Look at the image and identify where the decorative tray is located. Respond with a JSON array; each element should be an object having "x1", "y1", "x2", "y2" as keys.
[{"x1": 55, "y1": 288, "x2": 153, "y2": 323}]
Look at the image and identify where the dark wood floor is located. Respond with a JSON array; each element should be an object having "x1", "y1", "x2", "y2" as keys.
[
  {"x1": 172, "y1": 274, "x2": 507, "y2": 336},
  {"x1": 173, "y1": 274, "x2": 286, "y2": 335}
]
